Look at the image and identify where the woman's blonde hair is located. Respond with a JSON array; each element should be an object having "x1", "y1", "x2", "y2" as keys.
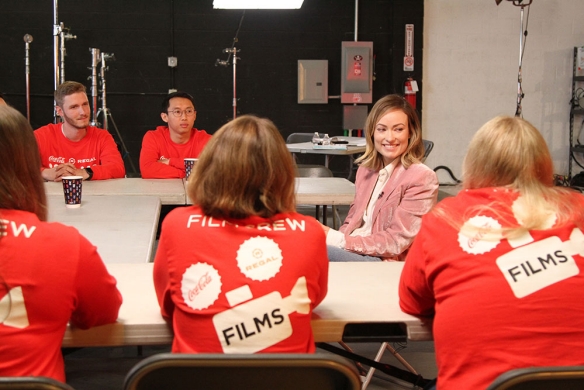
[
  {"x1": 356, "y1": 94, "x2": 424, "y2": 170},
  {"x1": 443, "y1": 115, "x2": 580, "y2": 233},
  {"x1": 188, "y1": 115, "x2": 296, "y2": 219},
  {"x1": 0, "y1": 105, "x2": 47, "y2": 221}
]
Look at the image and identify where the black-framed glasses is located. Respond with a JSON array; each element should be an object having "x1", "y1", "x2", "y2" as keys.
[{"x1": 167, "y1": 108, "x2": 196, "y2": 117}]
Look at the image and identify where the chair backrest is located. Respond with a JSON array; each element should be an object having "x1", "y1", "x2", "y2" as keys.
[
  {"x1": 0, "y1": 377, "x2": 74, "y2": 390},
  {"x1": 124, "y1": 353, "x2": 361, "y2": 390},
  {"x1": 296, "y1": 165, "x2": 333, "y2": 178},
  {"x1": 422, "y1": 139, "x2": 434, "y2": 161},
  {"x1": 286, "y1": 132, "x2": 324, "y2": 144},
  {"x1": 486, "y1": 366, "x2": 584, "y2": 390}
]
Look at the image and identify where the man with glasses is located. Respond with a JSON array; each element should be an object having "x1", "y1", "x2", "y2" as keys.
[
  {"x1": 34, "y1": 81, "x2": 125, "y2": 181},
  {"x1": 140, "y1": 91, "x2": 211, "y2": 178}
]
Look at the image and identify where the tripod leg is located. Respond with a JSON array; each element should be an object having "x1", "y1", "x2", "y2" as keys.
[{"x1": 105, "y1": 110, "x2": 138, "y2": 175}]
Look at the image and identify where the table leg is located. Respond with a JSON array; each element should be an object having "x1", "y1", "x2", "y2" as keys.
[{"x1": 347, "y1": 155, "x2": 355, "y2": 180}]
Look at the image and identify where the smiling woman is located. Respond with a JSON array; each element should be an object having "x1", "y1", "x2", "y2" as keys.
[
  {"x1": 373, "y1": 109, "x2": 410, "y2": 165},
  {"x1": 323, "y1": 94, "x2": 439, "y2": 262}
]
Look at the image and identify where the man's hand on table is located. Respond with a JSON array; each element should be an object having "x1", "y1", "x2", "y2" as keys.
[{"x1": 42, "y1": 163, "x2": 90, "y2": 182}]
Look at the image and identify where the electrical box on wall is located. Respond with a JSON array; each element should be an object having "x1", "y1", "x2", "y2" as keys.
[
  {"x1": 341, "y1": 41, "x2": 373, "y2": 104},
  {"x1": 297, "y1": 60, "x2": 328, "y2": 104}
]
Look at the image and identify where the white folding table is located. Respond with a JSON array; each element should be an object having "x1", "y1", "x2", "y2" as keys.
[
  {"x1": 44, "y1": 178, "x2": 186, "y2": 205},
  {"x1": 184, "y1": 177, "x2": 356, "y2": 228},
  {"x1": 47, "y1": 195, "x2": 161, "y2": 264},
  {"x1": 61, "y1": 262, "x2": 432, "y2": 347},
  {"x1": 286, "y1": 136, "x2": 366, "y2": 180}
]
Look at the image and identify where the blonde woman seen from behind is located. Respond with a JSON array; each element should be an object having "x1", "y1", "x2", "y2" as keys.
[{"x1": 399, "y1": 116, "x2": 584, "y2": 389}]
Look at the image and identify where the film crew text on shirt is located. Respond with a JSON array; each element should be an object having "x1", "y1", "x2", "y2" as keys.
[{"x1": 187, "y1": 214, "x2": 306, "y2": 232}]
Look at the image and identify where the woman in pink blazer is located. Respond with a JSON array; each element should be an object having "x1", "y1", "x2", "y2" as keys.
[{"x1": 324, "y1": 95, "x2": 438, "y2": 261}]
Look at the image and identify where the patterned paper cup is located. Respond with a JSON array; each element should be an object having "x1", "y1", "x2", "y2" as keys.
[
  {"x1": 184, "y1": 158, "x2": 198, "y2": 180},
  {"x1": 61, "y1": 176, "x2": 83, "y2": 208}
]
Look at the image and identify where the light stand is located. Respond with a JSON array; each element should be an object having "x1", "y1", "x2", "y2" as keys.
[
  {"x1": 52, "y1": 0, "x2": 76, "y2": 122},
  {"x1": 216, "y1": 48, "x2": 241, "y2": 120},
  {"x1": 53, "y1": 0, "x2": 59, "y2": 91},
  {"x1": 93, "y1": 52, "x2": 138, "y2": 175},
  {"x1": 89, "y1": 48, "x2": 100, "y2": 127},
  {"x1": 496, "y1": 0, "x2": 533, "y2": 117},
  {"x1": 23, "y1": 34, "x2": 33, "y2": 121},
  {"x1": 227, "y1": 47, "x2": 240, "y2": 120},
  {"x1": 215, "y1": 11, "x2": 245, "y2": 119},
  {"x1": 59, "y1": 23, "x2": 76, "y2": 83}
]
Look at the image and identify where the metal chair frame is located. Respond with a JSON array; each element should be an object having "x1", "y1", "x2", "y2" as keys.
[
  {"x1": 124, "y1": 353, "x2": 361, "y2": 390},
  {"x1": 0, "y1": 377, "x2": 74, "y2": 390},
  {"x1": 486, "y1": 366, "x2": 584, "y2": 390}
]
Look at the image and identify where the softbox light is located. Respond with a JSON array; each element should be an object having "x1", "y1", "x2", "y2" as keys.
[{"x1": 213, "y1": 0, "x2": 303, "y2": 9}]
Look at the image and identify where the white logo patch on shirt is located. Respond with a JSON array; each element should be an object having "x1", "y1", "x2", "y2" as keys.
[
  {"x1": 181, "y1": 263, "x2": 222, "y2": 310},
  {"x1": 212, "y1": 276, "x2": 310, "y2": 353},
  {"x1": 458, "y1": 216, "x2": 503, "y2": 255},
  {"x1": 237, "y1": 236, "x2": 283, "y2": 281},
  {"x1": 496, "y1": 228, "x2": 583, "y2": 298},
  {"x1": 0, "y1": 286, "x2": 29, "y2": 329}
]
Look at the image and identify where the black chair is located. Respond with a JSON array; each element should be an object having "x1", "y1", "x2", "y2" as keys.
[
  {"x1": 486, "y1": 366, "x2": 584, "y2": 390},
  {"x1": 287, "y1": 132, "x2": 323, "y2": 145},
  {"x1": 0, "y1": 377, "x2": 74, "y2": 390},
  {"x1": 422, "y1": 139, "x2": 433, "y2": 162},
  {"x1": 123, "y1": 353, "x2": 361, "y2": 390},
  {"x1": 286, "y1": 132, "x2": 326, "y2": 170}
]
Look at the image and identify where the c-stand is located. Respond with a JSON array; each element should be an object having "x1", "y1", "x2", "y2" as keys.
[{"x1": 88, "y1": 50, "x2": 138, "y2": 175}]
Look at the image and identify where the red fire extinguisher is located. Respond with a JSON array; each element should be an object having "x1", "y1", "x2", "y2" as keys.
[{"x1": 404, "y1": 77, "x2": 417, "y2": 109}]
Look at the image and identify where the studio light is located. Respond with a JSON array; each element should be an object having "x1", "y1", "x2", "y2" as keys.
[{"x1": 213, "y1": 0, "x2": 303, "y2": 9}]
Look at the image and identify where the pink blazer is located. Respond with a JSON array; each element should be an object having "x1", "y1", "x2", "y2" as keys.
[{"x1": 339, "y1": 162, "x2": 438, "y2": 261}]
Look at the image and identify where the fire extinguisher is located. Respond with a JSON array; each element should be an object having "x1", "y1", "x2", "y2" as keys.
[{"x1": 404, "y1": 77, "x2": 417, "y2": 109}]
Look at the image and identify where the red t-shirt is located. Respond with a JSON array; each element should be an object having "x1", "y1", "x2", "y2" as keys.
[
  {"x1": 153, "y1": 205, "x2": 328, "y2": 354},
  {"x1": 399, "y1": 188, "x2": 584, "y2": 389},
  {"x1": 0, "y1": 209, "x2": 122, "y2": 382},
  {"x1": 34, "y1": 123, "x2": 125, "y2": 180},
  {"x1": 139, "y1": 126, "x2": 211, "y2": 179}
]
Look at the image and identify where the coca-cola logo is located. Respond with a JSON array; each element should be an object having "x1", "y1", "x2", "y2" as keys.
[
  {"x1": 458, "y1": 216, "x2": 502, "y2": 255},
  {"x1": 188, "y1": 272, "x2": 212, "y2": 301},
  {"x1": 48, "y1": 156, "x2": 65, "y2": 164},
  {"x1": 467, "y1": 222, "x2": 491, "y2": 248},
  {"x1": 181, "y1": 263, "x2": 222, "y2": 311}
]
